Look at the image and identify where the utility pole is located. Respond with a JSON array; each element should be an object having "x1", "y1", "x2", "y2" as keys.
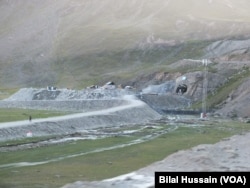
[
  {"x1": 184, "y1": 59, "x2": 208, "y2": 119},
  {"x1": 201, "y1": 59, "x2": 208, "y2": 119}
]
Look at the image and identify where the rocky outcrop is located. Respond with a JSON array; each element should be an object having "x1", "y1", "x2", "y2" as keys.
[
  {"x1": 216, "y1": 78, "x2": 250, "y2": 118},
  {"x1": 205, "y1": 39, "x2": 250, "y2": 60}
]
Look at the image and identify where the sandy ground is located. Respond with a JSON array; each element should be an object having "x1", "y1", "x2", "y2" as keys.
[{"x1": 62, "y1": 131, "x2": 250, "y2": 188}]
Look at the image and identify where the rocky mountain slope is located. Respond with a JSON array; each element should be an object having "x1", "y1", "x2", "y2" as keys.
[
  {"x1": 0, "y1": 0, "x2": 250, "y2": 117},
  {"x1": 1, "y1": 0, "x2": 250, "y2": 88}
]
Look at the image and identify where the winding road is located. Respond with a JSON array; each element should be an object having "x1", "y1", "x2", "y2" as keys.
[{"x1": 0, "y1": 95, "x2": 146, "y2": 129}]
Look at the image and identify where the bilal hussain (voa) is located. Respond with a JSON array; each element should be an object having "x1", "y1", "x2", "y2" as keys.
[{"x1": 159, "y1": 176, "x2": 178, "y2": 183}]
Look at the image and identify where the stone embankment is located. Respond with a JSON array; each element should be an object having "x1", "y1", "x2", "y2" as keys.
[
  {"x1": 0, "y1": 89, "x2": 161, "y2": 141},
  {"x1": 139, "y1": 93, "x2": 192, "y2": 114},
  {"x1": 0, "y1": 100, "x2": 126, "y2": 112}
]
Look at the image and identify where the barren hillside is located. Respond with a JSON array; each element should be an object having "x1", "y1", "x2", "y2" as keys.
[{"x1": 1, "y1": 0, "x2": 250, "y2": 88}]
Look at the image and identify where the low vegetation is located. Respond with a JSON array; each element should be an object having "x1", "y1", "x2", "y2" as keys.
[
  {"x1": 55, "y1": 40, "x2": 212, "y2": 88},
  {"x1": 0, "y1": 119, "x2": 249, "y2": 188},
  {"x1": 0, "y1": 88, "x2": 19, "y2": 100},
  {"x1": 0, "y1": 108, "x2": 69, "y2": 123}
]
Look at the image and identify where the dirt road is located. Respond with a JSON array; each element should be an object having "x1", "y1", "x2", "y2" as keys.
[{"x1": 0, "y1": 95, "x2": 146, "y2": 129}]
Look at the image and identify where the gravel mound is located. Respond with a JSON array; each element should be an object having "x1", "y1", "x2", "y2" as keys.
[{"x1": 4, "y1": 88, "x2": 135, "y2": 101}]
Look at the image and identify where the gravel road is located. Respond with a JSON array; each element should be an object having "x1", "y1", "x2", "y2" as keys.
[{"x1": 0, "y1": 95, "x2": 145, "y2": 129}]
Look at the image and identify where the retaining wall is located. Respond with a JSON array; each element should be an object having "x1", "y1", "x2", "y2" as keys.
[
  {"x1": 0, "y1": 100, "x2": 161, "y2": 141},
  {"x1": 0, "y1": 100, "x2": 127, "y2": 112}
]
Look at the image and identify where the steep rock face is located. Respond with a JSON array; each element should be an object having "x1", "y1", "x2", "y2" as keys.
[
  {"x1": 216, "y1": 78, "x2": 250, "y2": 118},
  {"x1": 174, "y1": 71, "x2": 227, "y2": 102},
  {"x1": 131, "y1": 53, "x2": 250, "y2": 118},
  {"x1": 203, "y1": 40, "x2": 250, "y2": 118}
]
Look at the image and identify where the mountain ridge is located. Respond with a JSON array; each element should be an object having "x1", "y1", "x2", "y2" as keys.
[{"x1": 1, "y1": 0, "x2": 250, "y2": 88}]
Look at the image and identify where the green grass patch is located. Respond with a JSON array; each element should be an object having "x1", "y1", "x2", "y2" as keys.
[
  {"x1": 0, "y1": 136, "x2": 137, "y2": 166},
  {"x1": 0, "y1": 88, "x2": 19, "y2": 100},
  {"x1": 0, "y1": 120, "x2": 249, "y2": 188},
  {"x1": 0, "y1": 108, "x2": 69, "y2": 123},
  {"x1": 55, "y1": 40, "x2": 213, "y2": 88}
]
